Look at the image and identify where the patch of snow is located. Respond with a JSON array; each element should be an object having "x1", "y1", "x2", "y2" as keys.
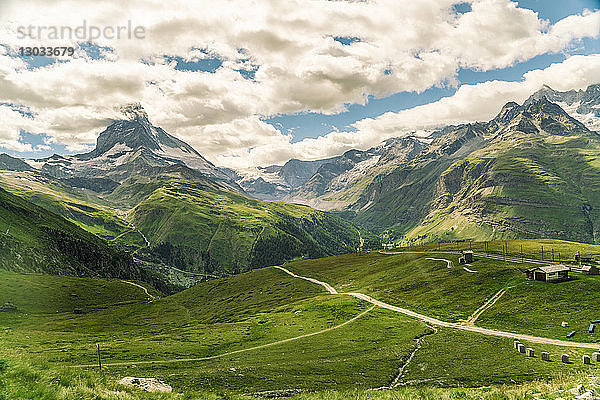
[
  {"x1": 556, "y1": 101, "x2": 600, "y2": 131},
  {"x1": 22, "y1": 159, "x2": 44, "y2": 169},
  {"x1": 236, "y1": 167, "x2": 287, "y2": 186},
  {"x1": 155, "y1": 144, "x2": 214, "y2": 173},
  {"x1": 328, "y1": 155, "x2": 380, "y2": 191}
]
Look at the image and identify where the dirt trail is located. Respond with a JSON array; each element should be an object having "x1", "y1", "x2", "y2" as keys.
[
  {"x1": 125, "y1": 222, "x2": 150, "y2": 247},
  {"x1": 70, "y1": 306, "x2": 373, "y2": 368},
  {"x1": 464, "y1": 288, "x2": 507, "y2": 325},
  {"x1": 276, "y1": 267, "x2": 600, "y2": 349},
  {"x1": 274, "y1": 266, "x2": 338, "y2": 294},
  {"x1": 121, "y1": 280, "x2": 157, "y2": 301}
]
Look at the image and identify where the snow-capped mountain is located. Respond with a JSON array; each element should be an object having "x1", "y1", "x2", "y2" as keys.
[
  {"x1": 236, "y1": 158, "x2": 335, "y2": 200},
  {"x1": 25, "y1": 103, "x2": 232, "y2": 184},
  {"x1": 527, "y1": 84, "x2": 600, "y2": 131},
  {"x1": 236, "y1": 136, "x2": 427, "y2": 207}
]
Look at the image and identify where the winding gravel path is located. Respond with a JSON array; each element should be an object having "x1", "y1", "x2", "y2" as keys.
[
  {"x1": 274, "y1": 266, "x2": 339, "y2": 294},
  {"x1": 120, "y1": 280, "x2": 157, "y2": 301},
  {"x1": 275, "y1": 266, "x2": 600, "y2": 349}
]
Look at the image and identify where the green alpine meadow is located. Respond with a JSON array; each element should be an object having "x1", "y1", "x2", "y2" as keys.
[{"x1": 2, "y1": 1, "x2": 600, "y2": 399}]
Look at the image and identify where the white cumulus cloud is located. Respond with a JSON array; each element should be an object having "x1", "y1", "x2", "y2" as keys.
[{"x1": 0, "y1": 0, "x2": 597, "y2": 167}]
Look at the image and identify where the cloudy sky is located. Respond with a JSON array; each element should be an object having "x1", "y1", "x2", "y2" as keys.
[{"x1": 1, "y1": 0, "x2": 599, "y2": 169}]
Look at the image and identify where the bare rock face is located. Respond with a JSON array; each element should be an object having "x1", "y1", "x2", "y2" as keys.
[{"x1": 118, "y1": 377, "x2": 172, "y2": 393}]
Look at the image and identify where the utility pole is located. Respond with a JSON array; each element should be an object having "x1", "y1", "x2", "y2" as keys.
[
  {"x1": 541, "y1": 246, "x2": 544, "y2": 261},
  {"x1": 552, "y1": 248, "x2": 554, "y2": 263},
  {"x1": 521, "y1": 244, "x2": 523, "y2": 263}
]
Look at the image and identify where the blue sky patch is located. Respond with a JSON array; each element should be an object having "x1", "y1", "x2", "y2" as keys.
[{"x1": 333, "y1": 36, "x2": 361, "y2": 45}]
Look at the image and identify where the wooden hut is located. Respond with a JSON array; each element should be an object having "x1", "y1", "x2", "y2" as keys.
[{"x1": 525, "y1": 265, "x2": 570, "y2": 282}]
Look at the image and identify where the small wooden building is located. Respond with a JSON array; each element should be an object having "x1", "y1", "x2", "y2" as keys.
[{"x1": 525, "y1": 265, "x2": 570, "y2": 282}]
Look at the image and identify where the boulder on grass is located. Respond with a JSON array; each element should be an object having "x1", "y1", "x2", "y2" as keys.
[{"x1": 118, "y1": 377, "x2": 172, "y2": 393}]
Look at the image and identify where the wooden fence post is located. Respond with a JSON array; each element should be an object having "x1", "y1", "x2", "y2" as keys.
[{"x1": 97, "y1": 343, "x2": 102, "y2": 373}]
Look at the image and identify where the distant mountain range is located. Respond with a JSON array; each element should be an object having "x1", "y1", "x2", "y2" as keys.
[
  {"x1": 237, "y1": 137, "x2": 427, "y2": 209},
  {"x1": 237, "y1": 84, "x2": 600, "y2": 244},
  {"x1": 528, "y1": 84, "x2": 600, "y2": 130},
  {"x1": 0, "y1": 104, "x2": 363, "y2": 290},
  {"x1": 1, "y1": 84, "x2": 599, "y2": 282}
]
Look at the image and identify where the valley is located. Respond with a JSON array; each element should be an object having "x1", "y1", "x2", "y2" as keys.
[
  {"x1": 2, "y1": 1, "x2": 600, "y2": 398},
  {"x1": 1, "y1": 85, "x2": 600, "y2": 399},
  {"x1": 0, "y1": 109, "x2": 364, "y2": 291}
]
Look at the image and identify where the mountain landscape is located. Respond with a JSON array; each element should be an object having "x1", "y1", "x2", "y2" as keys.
[
  {"x1": 230, "y1": 85, "x2": 600, "y2": 246},
  {"x1": 1, "y1": 43, "x2": 599, "y2": 400},
  {"x1": 353, "y1": 93, "x2": 600, "y2": 244},
  {"x1": 1, "y1": 85, "x2": 599, "y2": 288},
  {"x1": 0, "y1": 105, "x2": 363, "y2": 290},
  {"x1": 3, "y1": 1, "x2": 600, "y2": 398},
  {"x1": 2, "y1": 70, "x2": 600, "y2": 400}
]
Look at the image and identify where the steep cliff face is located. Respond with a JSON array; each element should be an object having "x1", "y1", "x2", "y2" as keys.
[{"x1": 284, "y1": 136, "x2": 427, "y2": 210}]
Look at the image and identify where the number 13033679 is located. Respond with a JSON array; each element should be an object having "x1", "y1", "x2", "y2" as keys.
[{"x1": 19, "y1": 47, "x2": 75, "y2": 57}]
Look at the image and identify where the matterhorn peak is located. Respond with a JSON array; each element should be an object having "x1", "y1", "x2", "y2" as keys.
[{"x1": 119, "y1": 103, "x2": 149, "y2": 121}]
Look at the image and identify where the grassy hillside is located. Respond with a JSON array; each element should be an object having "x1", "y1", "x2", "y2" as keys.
[
  {"x1": 0, "y1": 269, "x2": 155, "y2": 316},
  {"x1": 0, "y1": 268, "x2": 428, "y2": 395},
  {"x1": 4, "y1": 241, "x2": 600, "y2": 397},
  {"x1": 2, "y1": 361, "x2": 599, "y2": 400},
  {"x1": 403, "y1": 132, "x2": 600, "y2": 245},
  {"x1": 351, "y1": 158, "x2": 454, "y2": 236},
  {"x1": 286, "y1": 240, "x2": 600, "y2": 341},
  {"x1": 0, "y1": 167, "x2": 363, "y2": 281},
  {"x1": 285, "y1": 251, "x2": 521, "y2": 322},
  {"x1": 401, "y1": 238, "x2": 600, "y2": 261},
  {"x1": 0, "y1": 171, "x2": 135, "y2": 243},
  {"x1": 123, "y1": 167, "x2": 362, "y2": 275},
  {"x1": 0, "y1": 187, "x2": 143, "y2": 279}
]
